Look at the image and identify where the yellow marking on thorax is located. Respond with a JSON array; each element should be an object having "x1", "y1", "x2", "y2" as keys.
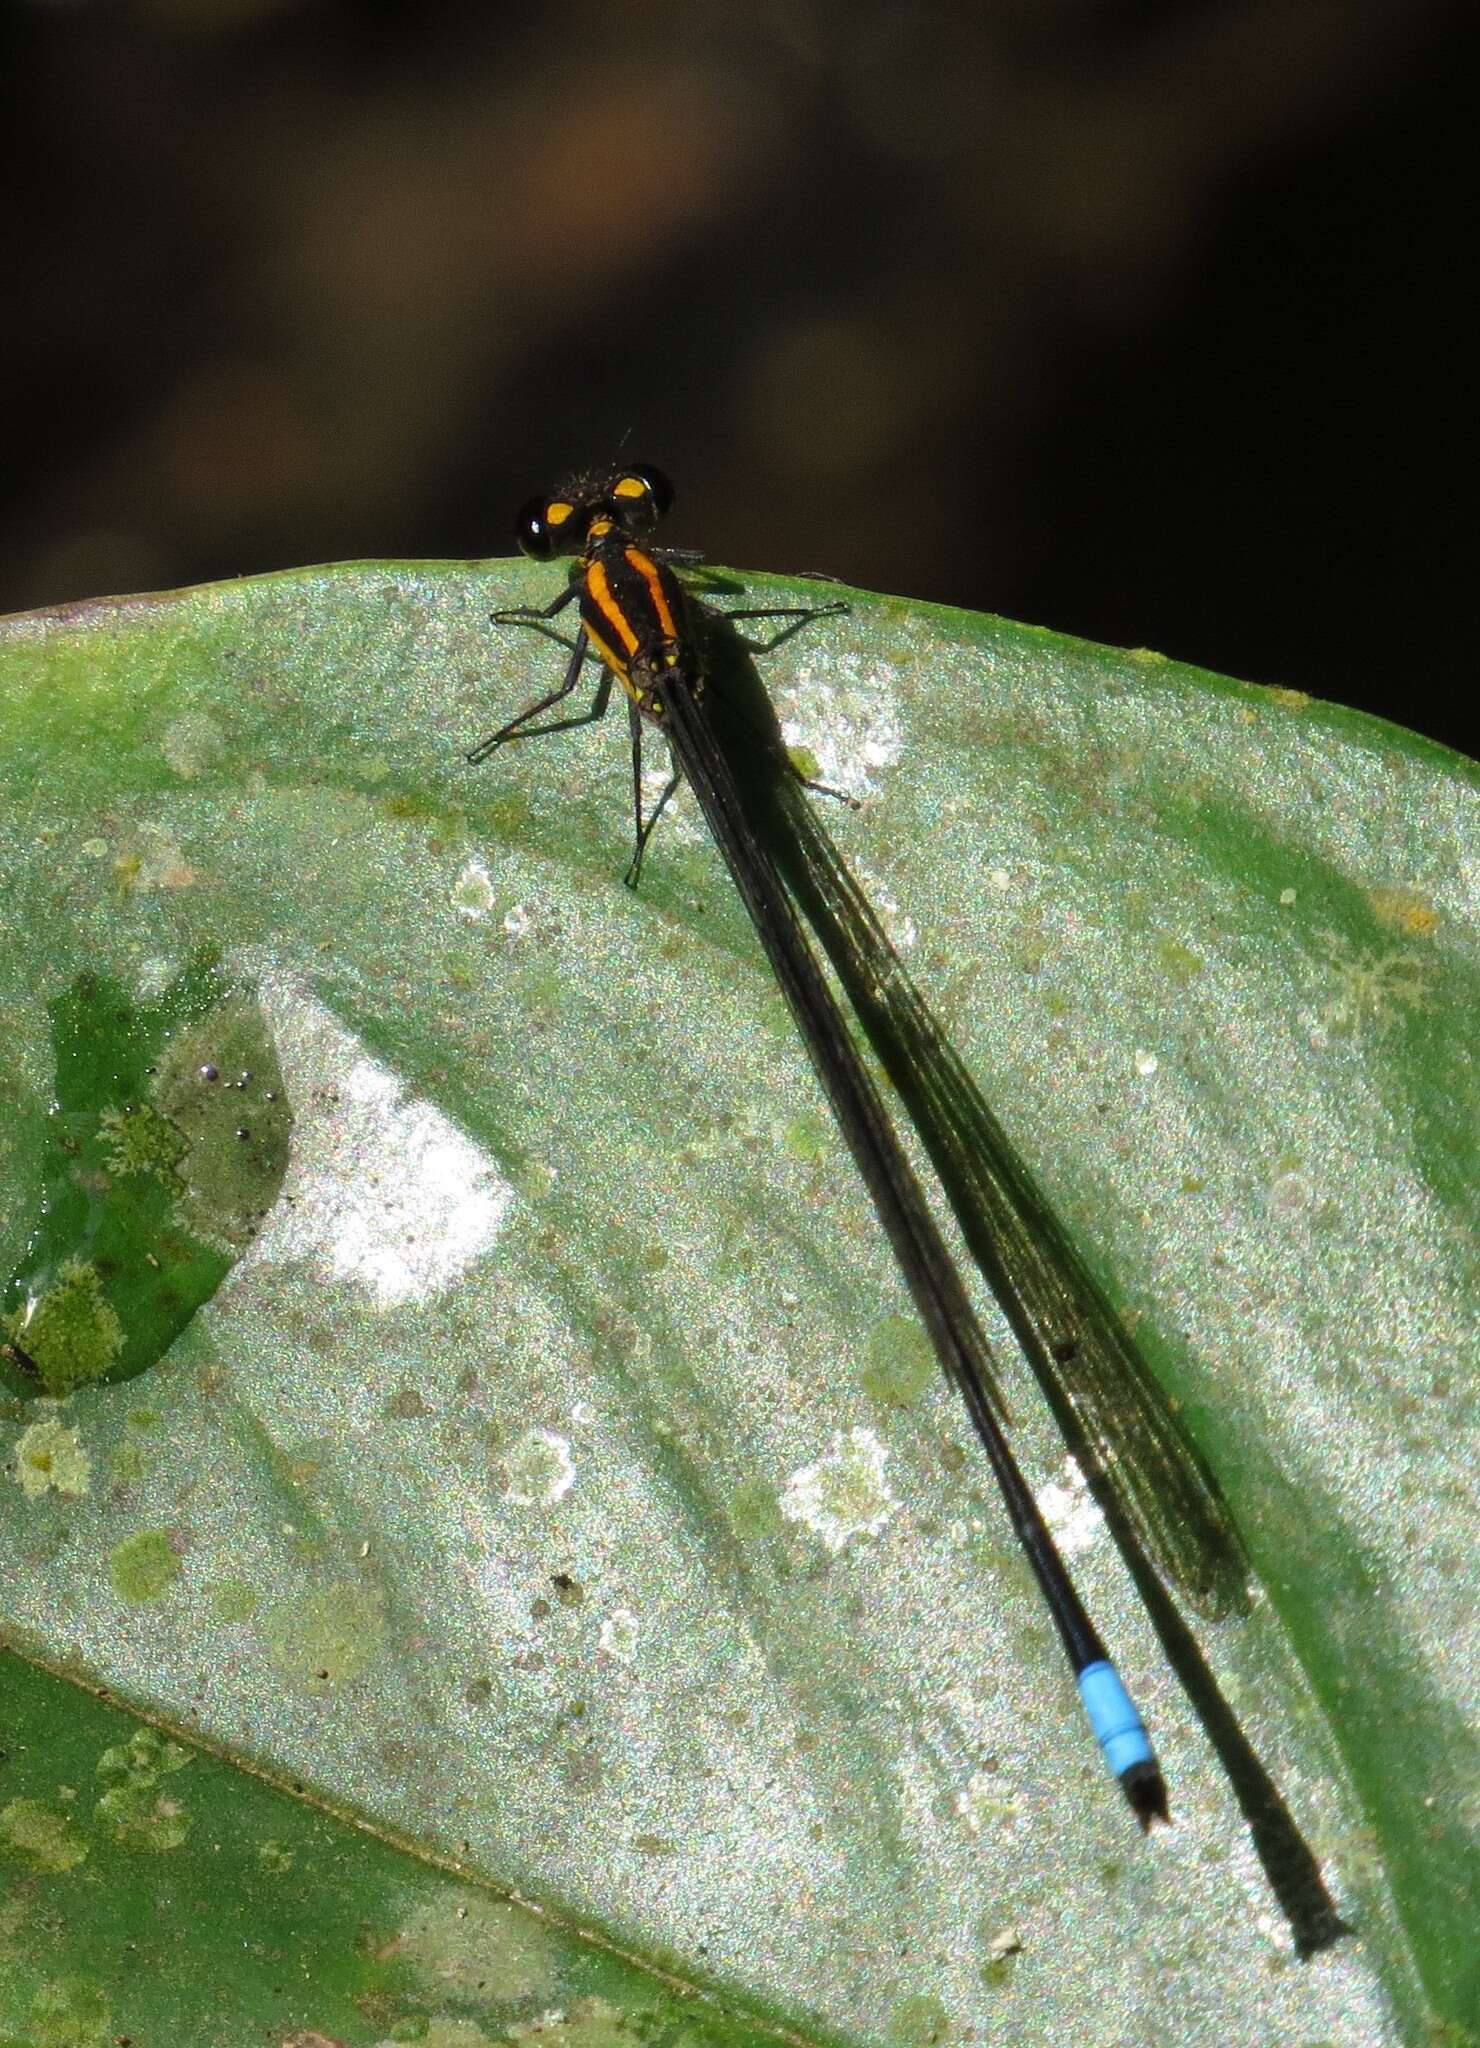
[
  {"x1": 582, "y1": 609, "x2": 656, "y2": 715},
  {"x1": 582, "y1": 619, "x2": 630, "y2": 687}
]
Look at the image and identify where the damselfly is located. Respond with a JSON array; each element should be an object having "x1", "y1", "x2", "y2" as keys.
[{"x1": 469, "y1": 462, "x2": 1250, "y2": 1828}]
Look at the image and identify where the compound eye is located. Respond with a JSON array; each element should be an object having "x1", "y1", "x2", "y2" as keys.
[
  {"x1": 609, "y1": 463, "x2": 674, "y2": 530},
  {"x1": 515, "y1": 494, "x2": 586, "y2": 558}
]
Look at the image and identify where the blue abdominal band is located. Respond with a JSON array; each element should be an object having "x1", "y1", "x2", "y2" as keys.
[{"x1": 1077, "y1": 1660, "x2": 1154, "y2": 1778}]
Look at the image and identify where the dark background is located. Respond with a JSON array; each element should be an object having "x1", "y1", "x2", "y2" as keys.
[{"x1": 4, "y1": 0, "x2": 1475, "y2": 754}]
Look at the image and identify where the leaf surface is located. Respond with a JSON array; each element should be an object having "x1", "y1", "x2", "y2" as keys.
[{"x1": 1, "y1": 562, "x2": 1475, "y2": 2044}]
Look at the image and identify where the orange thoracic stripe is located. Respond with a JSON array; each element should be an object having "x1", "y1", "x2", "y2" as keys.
[
  {"x1": 625, "y1": 545, "x2": 680, "y2": 640},
  {"x1": 586, "y1": 559, "x2": 641, "y2": 657}
]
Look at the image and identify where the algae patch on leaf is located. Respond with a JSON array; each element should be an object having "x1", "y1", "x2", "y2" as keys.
[{"x1": 1, "y1": 961, "x2": 291, "y2": 1399}]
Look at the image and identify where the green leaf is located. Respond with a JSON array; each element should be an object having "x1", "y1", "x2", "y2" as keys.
[
  {"x1": 1, "y1": 562, "x2": 1475, "y2": 2047},
  {"x1": 0, "y1": 1648, "x2": 769, "y2": 2046}
]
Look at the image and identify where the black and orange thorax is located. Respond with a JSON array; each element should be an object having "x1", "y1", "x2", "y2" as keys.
[{"x1": 578, "y1": 526, "x2": 698, "y2": 721}]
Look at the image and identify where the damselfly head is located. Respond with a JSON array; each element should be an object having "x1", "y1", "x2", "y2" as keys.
[{"x1": 514, "y1": 464, "x2": 674, "y2": 559}]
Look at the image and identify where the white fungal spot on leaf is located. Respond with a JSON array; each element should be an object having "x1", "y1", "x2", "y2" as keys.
[{"x1": 779, "y1": 1426, "x2": 896, "y2": 1552}]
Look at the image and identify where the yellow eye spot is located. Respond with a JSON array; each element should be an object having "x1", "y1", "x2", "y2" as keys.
[
  {"x1": 546, "y1": 501, "x2": 574, "y2": 526},
  {"x1": 613, "y1": 475, "x2": 646, "y2": 499}
]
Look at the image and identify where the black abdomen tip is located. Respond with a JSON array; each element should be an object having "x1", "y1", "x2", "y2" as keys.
[{"x1": 1121, "y1": 1760, "x2": 1171, "y2": 1831}]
